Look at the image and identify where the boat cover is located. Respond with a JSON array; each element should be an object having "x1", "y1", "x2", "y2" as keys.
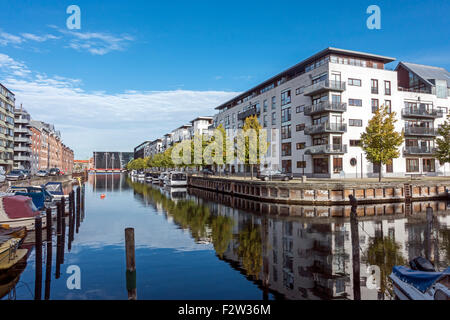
[
  {"x1": 9, "y1": 186, "x2": 50, "y2": 210},
  {"x1": 44, "y1": 182, "x2": 64, "y2": 196},
  {"x1": 393, "y1": 266, "x2": 450, "y2": 292},
  {"x1": 1, "y1": 196, "x2": 38, "y2": 219}
]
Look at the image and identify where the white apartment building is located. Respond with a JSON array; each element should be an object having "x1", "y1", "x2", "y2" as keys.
[
  {"x1": 189, "y1": 116, "x2": 213, "y2": 137},
  {"x1": 161, "y1": 133, "x2": 173, "y2": 152},
  {"x1": 13, "y1": 107, "x2": 32, "y2": 171},
  {"x1": 213, "y1": 47, "x2": 450, "y2": 178},
  {"x1": 171, "y1": 124, "x2": 192, "y2": 144}
]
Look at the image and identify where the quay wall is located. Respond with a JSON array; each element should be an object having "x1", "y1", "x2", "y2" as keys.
[
  {"x1": 0, "y1": 174, "x2": 73, "y2": 192},
  {"x1": 188, "y1": 176, "x2": 450, "y2": 205}
]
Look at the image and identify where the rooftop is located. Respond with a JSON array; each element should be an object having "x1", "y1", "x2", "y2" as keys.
[{"x1": 397, "y1": 61, "x2": 450, "y2": 88}]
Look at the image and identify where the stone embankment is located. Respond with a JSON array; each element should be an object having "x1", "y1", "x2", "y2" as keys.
[
  {"x1": 0, "y1": 174, "x2": 74, "y2": 192},
  {"x1": 188, "y1": 175, "x2": 450, "y2": 205}
]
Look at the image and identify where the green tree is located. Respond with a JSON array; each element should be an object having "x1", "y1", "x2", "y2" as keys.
[
  {"x1": 360, "y1": 105, "x2": 404, "y2": 181},
  {"x1": 239, "y1": 115, "x2": 268, "y2": 180},
  {"x1": 436, "y1": 114, "x2": 450, "y2": 165}
]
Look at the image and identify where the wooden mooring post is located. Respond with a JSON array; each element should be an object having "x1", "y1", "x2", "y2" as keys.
[
  {"x1": 61, "y1": 198, "x2": 66, "y2": 264},
  {"x1": 425, "y1": 205, "x2": 434, "y2": 261},
  {"x1": 55, "y1": 202, "x2": 62, "y2": 279},
  {"x1": 76, "y1": 187, "x2": 81, "y2": 233},
  {"x1": 34, "y1": 215, "x2": 42, "y2": 300},
  {"x1": 349, "y1": 195, "x2": 361, "y2": 301},
  {"x1": 44, "y1": 208, "x2": 52, "y2": 300},
  {"x1": 125, "y1": 228, "x2": 137, "y2": 300}
]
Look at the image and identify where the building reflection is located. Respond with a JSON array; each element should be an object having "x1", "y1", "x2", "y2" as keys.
[
  {"x1": 88, "y1": 172, "x2": 128, "y2": 192},
  {"x1": 126, "y1": 177, "x2": 450, "y2": 300}
]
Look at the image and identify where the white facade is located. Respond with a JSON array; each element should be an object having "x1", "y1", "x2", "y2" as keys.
[
  {"x1": 171, "y1": 124, "x2": 192, "y2": 144},
  {"x1": 189, "y1": 116, "x2": 213, "y2": 137},
  {"x1": 213, "y1": 48, "x2": 450, "y2": 177}
]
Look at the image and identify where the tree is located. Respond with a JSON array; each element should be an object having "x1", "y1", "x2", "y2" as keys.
[
  {"x1": 239, "y1": 115, "x2": 268, "y2": 180},
  {"x1": 436, "y1": 114, "x2": 450, "y2": 166},
  {"x1": 360, "y1": 105, "x2": 404, "y2": 181}
]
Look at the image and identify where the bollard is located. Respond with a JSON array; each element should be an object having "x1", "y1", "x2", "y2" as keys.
[
  {"x1": 44, "y1": 209, "x2": 52, "y2": 299},
  {"x1": 46, "y1": 208, "x2": 52, "y2": 243},
  {"x1": 349, "y1": 195, "x2": 361, "y2": 301},
  {"x1": 125, "y1": 228, "x2": 137, "y2": 300},
  {"x1": 61, "y1": 208, "x2": 66, "y2": 264},
  {"x1": 425, "y1": 205, "x2": 433, "y2": 261},
  {"x1": 68, "y1": 191, "x2": 74, "y2": 251},
  {"x1": 34, "y1": 215, "x2": 43, "y2": 300},
  {"x1": 76, "y1": 187, "x2": 81, "y2": 233},
  {"x1": 55, "y1": 203, "x2": 62, "y2": 279}
]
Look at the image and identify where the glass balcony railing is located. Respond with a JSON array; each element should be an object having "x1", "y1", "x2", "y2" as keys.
[
  {"x1": 404, "y1": 127, "x2": 438, "y2": 136},
  {"x1": 402, "y1": 108, "x2": 444, "y2": 118},
  {"x1": 303, "y1": 80, "x2": 346, "y2": 96},
  {"x1": 304, "y1": 122, "x2": 347, "y2": 135},
  {"x1": 304, "y1": 102, "x2": 347, "y2": 116},
  {"x1": 403, "y1": 146, "x2": 436, "y2": 155},
  {"x1": 304, "y1": 144, "x2": 348, "y2": 155}
]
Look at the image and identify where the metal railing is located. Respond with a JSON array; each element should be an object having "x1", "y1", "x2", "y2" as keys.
[
  {"x1": 404, "y1": 127, "x2": 438, "y2": 136},
  {"x1": 403, "y1": 146, "x2": 436, "y2": 155},
  {"x1": 402, "y1": 108, "x2": 444, "y2": 118}
]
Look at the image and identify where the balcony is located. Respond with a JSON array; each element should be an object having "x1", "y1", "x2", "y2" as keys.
[
  {"x1": 404, "y1": 127, "x2": 438, "y2": 136},
  {"x1": 14, "y1": 136, "x2": 31, "y2": 143},
  {"x1": 14, "y1": 155, "x2": 31, "y2": 162},
  {"x1": 403, "y1": 146, "x2": 436, "y2": 155},
  {"x1": 402, "y1": 108, "x2": 444, "y2": 119},
  {"x1": 14, "y1": 127, "x2": 31, "y2": 135},
  {"x1": 14, "y1": 117, "x2": 30, "y2": 124},
  {"x1": 238, "y1": 106, "x2": 260, "y2": 121},
  {"x1": 303, "y1": 80, "x2": 346, "y2": 96},
  {"x1": 304, "y1": 144, "x2": 347, "y2": 155},
  {"x1": 14, "y1": 146, "x2": 32, "y2": 153},
  {"x1": 304, "y1": 102, "x2": 347, "y2": 116},
  {"x1": 304, "y1": 122, "x2": 347, "y2": 135}
]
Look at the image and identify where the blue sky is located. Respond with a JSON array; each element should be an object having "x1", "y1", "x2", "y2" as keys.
[{"x1": 0, "y1": 0, "x2": 449, "y2": 159}]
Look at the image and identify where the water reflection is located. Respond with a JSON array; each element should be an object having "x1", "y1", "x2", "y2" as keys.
[{"x1": 127, "y1": 177, "x2": 450, "y2": 300}]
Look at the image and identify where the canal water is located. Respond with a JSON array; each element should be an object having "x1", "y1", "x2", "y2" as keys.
[{"x1": 2, "y1": 173, "x2": 449, "y2": 300}]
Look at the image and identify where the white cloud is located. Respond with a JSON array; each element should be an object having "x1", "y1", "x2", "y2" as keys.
[
  {"x1": 0, "y1": 54, "x2": 239, "y2": 159},
  {"x1": 21, "y1": 33, "x2": 60, "y2": 42},
  {"x1": 0, "y1": 31, "x2": 23, "y2": 46}
]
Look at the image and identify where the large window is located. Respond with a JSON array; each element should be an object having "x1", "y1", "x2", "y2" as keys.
[
  {"x1": 371, "y1": 99, "x2": 379, "y2": 113},
  {"x1": 281, "y1": 90, "x2": 291, "y2": 106},
  {"x1": 348, "y1": 78, "x2": 362, "y2": 86},
  {"x1": 296, "y1": 161, "x2": 306, "y2": 168},
  {"x1": 282, "y1": 160, "x2": 292, "y2": 173},
  {"x1": 263, "y1": 99, "x2": 268, "y2": 112},
  {"x1": 371, "y1": 79, "x2": 378, "y2": 94},
  {"x1": 296, "y1": 123, "x2": 305, "y2": 132},
  {"x1": 272, "y1": 96, "x2": 276, "y2": 109},
  {"x1": 282, "y1": 143, "x2": 292, "y2": 156},
  {"x1": 313, "y1": 158, "x2": 329, "y2": 174},
  {"x1": 384, "y1": 81, "x2": 391, "y2": 95},
  {"x1": 296, "y1": 105, "x2": 304, "y2": 113},
  {"x1": 281, "y1": 125, "x2": 291, "y2": 139},
  {"x1": 349, "y1": 119, "x2": 363, "y2": 127},
  {"x1": 423, "y1": 159, "x2": 435, "y2": 172},
  {"x1": 333, "y1": 157, "x2": 343, "y2": 173},
  {"x1": 281, "y1": 107, "x2": 291, "y2": 123},
  {"x1": 406, "y1": 158, "x2": 419, "y2": 172},
  {"x1": 349, "y1": 99, "x2": 362, "y2": 106},
  {"x1": 271, "y1": 112, "x2": 276, "y2": 125},
  {"x1": 385, "y1": 100, "x2": 392, "y2": 113},
  {"x1": 350, "y1": 139, "x2": 361, "y2": 147},
  {"x1": 296, "y1": 142, "x2": 305, "y2": 150}
]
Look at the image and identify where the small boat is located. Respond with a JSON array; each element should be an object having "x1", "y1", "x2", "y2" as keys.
[
  {"x1": 166, "y1": 171, "x2": 187, "y2": 187},
  {"x1": 144, "y1": 173, "x2": 153, "y2": 182},
  {"x1": 390, "y1": 257, "x2": 450, "y2": 300},
  {"x1": 0, "y1": 195, "x2": 46, "y2": 230},
  {"x1": 158, "y1": 172, "x2": 170, "y2": 186},
  {"x1": 151, "y1": 173, "x2": 160, "y2": 184},
  {"x1": 0, "y1": 226, "x2": 27, "y2": 242},
  {"x1": 0, "y1": 236, "x2": 28, "y2": 271},
  {"x1": 43, "y1": 182, "x2": 68, "y2": 202},
  {"x1": 137, "y1": 172, "x2": 145, "y2": 180},
  {"x1": 6, "y1": 186, "x2": 54, "y2": 210}
]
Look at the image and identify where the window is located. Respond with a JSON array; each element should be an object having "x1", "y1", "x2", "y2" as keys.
[
  {"x1": 373, "y1": 163, "x2": 380, "y2": 173},
  {"x1": 263, "y1": 115, "x2": 267, "y2": 127},
  {"x1": 271, "y1": 112, "x2": 276, "y2": 125},
  {"x1": 371, "y1": 99, "x2": 379, "y2": 113},
  {"x1": 406, "y1": 158, "x2": 419, "y2": 172},
  {"x1": 348, "y1": 78, "x2": 362, "y2": 86},
  {"x1": 281, "y1": 125, "x2": 291, "y2": 139},
  {"x1": 296, "y1": 123, "x2": 305, "y2": 132},
  {"x1": 385, "y1": 100, "x2": 392, "y2": 113},
  {"x1": 296, "y1": 142, "x2": 305, "y2": 150},
  {"x1": 384, "y1": 81, "x2": 391, "y2": 95},
  {"x1": 282, "y1": 143, "x2": 292, "y2": 156},
  {"x1": 271, "y1": 96, "x2": 276, "y2": 109},
  {"x1": 371, "y1": 79, "x2": 378, "y2": 94},
  {"x1": 313, "y1": 158, "x2": 329, "y2": 174},
  {"x1": 350, "y1": 140, "x2": 361, "y2": 147},
  {"x1": 333, "y1": 157, "x2": 343, "y2": 173},
  {"x1": 295, "y1": 87, "x2": 304, "y2": 95},
  {"x1": 281, "y1": 107, "x2": 291, "y2": 123},
  {"x1": 282, "y1": 160, "x2": 292, "y2": 173},
  {"x1": 349, "y1": 119, "x2": 363, "y2": 127},
  {"x1": 296, "y1": 105, "x2": 304, "y2": 113},
  {"x1": 281, "y1": 90, "x2": 291, "y2": 106},
  {"x1": 297, "y1": 161, "x2": 306, "y2": 168},
  {"x1": 423, "y1": 159, "x2": 435, "y2": 172},
  {"x1": 263, "y1": 100, "x2": 268, "y2": 112},
  {"x1": 386, "y1": 160, "x2": 393, "y2": 173},
  {"x1": 349, "y1": 99, "x2": 362, "y2": 106}
]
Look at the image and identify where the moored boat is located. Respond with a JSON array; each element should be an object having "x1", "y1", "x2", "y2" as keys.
[
  {"x1": 0, "y1": 237, "x2": 28, "y2": 271},
  {"x1": 166, "y1": 171, "x2": 187, "y2": 187},
  {"x1": 0, "y1": 195, "x2": 46, "y2": 230},
  {"x1": 390, "y1": 257, "x2": 449, "y2": 300}
]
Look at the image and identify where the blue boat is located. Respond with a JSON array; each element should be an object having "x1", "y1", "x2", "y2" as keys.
[
  {"x1": 390, "y1": 257, "x2": 449, "y2": 300},
  {"x1": 6, "y1": 186, "x2": 53, "y2": 210}
]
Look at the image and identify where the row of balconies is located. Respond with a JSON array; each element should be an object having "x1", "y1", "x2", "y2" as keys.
[
  {"x1": 402, "y1": 108, "x2": 444, "y2": 119},
  {"x1": 290, "y1": 144, "x2": 436, "y2": 156},
  {"x1": 403, "y1": 146, "x2": 436, "y2": 155},
  {"x1": 304, "y1": 102, "x2": 347, "y2": 116}
]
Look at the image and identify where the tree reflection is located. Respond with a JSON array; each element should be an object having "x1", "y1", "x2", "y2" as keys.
[
  {"x1": 234, "y1": 221, "x2": 263, "y2": 279},
  {"x1": 211, "y1": 215, "x2": 234, "y2": 258},
  {"x1": 363, "y1": 236, "x2": 406, "y2": 298}
]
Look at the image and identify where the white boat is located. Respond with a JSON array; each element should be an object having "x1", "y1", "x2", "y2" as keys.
[
  {"x1": 144, "y1": 173, "x2": 153, "y2": 182},
  {"x1": 0, "y1": 195, "x2": 47, "y2": 231},
  {"x1": 137, "y1": 172, "x2": 145, "y2": 180},
  {"x1": 151, "y1": 173, "x2": 160, "y2": 184},
  {"x1": 158, "y1": 172, "x2": 170, "y2": 185},
  {"x1": 390, "y1": 257, "x2": 450, "y2": 300},
  {"x1": 166, "y1": 172, "x2": 187, "y2": 187}
]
